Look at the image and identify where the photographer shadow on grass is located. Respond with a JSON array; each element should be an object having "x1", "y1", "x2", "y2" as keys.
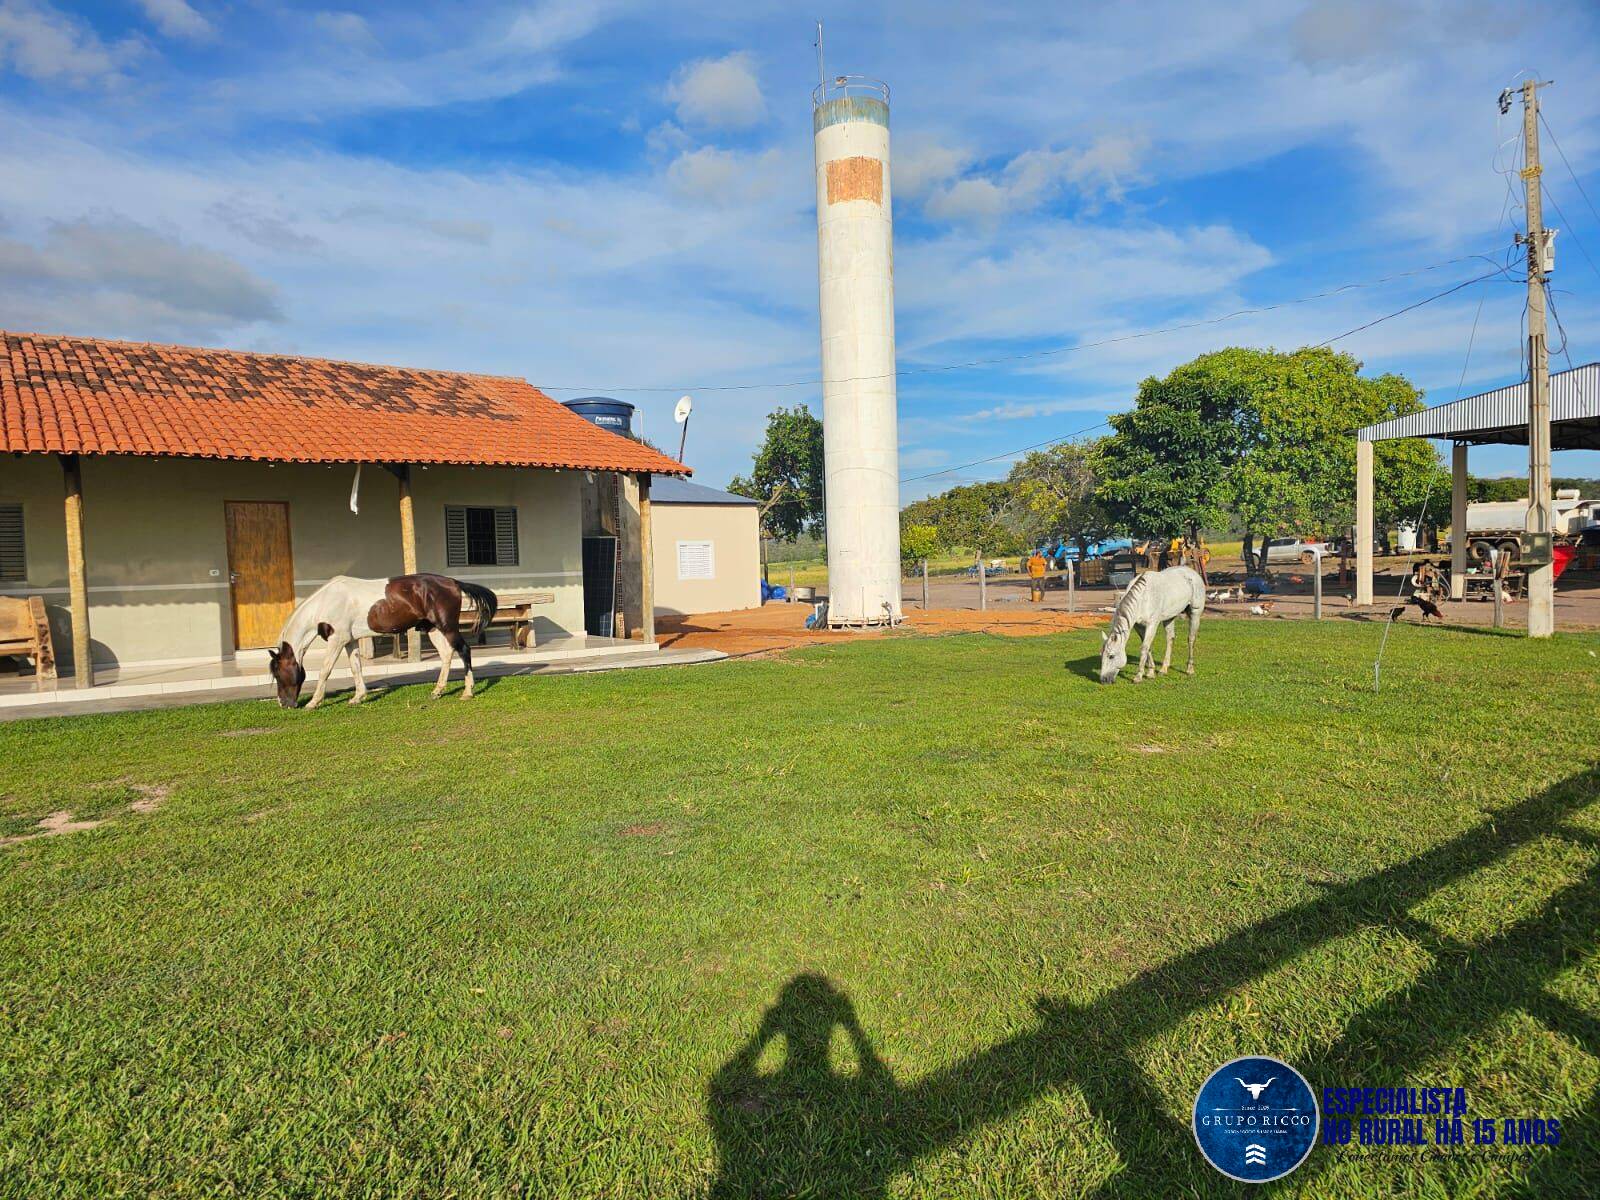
[{"x1": 706, "y1": 766, "x2": 1600, "y2": 1198}]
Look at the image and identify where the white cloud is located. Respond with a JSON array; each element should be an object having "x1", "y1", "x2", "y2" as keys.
[
  {"x1": 666, "y1": 145, "x2": 785, "y2": 207},
  {"x1": 0, "y1": 216, "x2": 281, "y2": 339},
  {"x1": 894, "y1": 138, "x2": 970, "y2": 199},
  {"x1": 0, "y1": 0, "x2": 139, "y2": 86},
  {"x1": 924, "y1": 134, "x2": 1146, "y2": 223},
  {"x1": 310, "y1": 11, "x2": 375, "y2": 46},
  {"x1": 136, "y1": 0, "x2": 211, "y2": 41},
  {"x1": 666, "y1": 50, "x2": 765, "y2": 129}
]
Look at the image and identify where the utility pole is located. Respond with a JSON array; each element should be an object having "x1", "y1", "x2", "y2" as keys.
[{"x1": 1520, "y1": 79, "x2": 1555, "y2": 638}]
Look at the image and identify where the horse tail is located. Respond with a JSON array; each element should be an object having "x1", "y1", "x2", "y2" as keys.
[{"x1": 457, "y1": 580, "x2": 499, "y2": 638}]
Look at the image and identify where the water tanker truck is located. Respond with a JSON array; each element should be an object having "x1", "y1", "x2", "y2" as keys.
[{"x1": 1459, "y1": 488, "x2": 1600, "y2": 567}]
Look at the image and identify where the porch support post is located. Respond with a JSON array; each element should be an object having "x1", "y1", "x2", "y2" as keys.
[
  {"x1": 396, "y1": 464, "x2": 420, "y2": 661},
  {"x1": 60, "y1": 453, "x2": 93, "y2": 688},
  {"x1": 1450, "y1": 442, "x2": 1468, "y2": 601},
  {"x1": 617, "y1": 473, "x2": 647, "y2": 639},
  {"x1": 1355, "y1": 438, "x2": 1374, "y2": 607},
  {"x1": 639, "y1": 475, "x2": 655, "y2": 644}
]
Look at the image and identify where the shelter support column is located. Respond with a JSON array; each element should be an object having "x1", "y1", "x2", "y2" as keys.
[
  {"x1": 60, "y1": 454, "x2": 93, "y2": 688},
  {"x1": 1355, "y1": 439, "x2": 1374, "y2": 607},
  {"x1": 617, "y1": 473, "x2": 647, "y2": 640},
  {"x1": 396, "y1": 464, "x2": 421, "y2": 661},
  {"x1": 1450, "y1": 442, "x2": 1468, "y2": 601},
  {"x1": 639, "y1": 476, "x2": 654, "y2": 644}
]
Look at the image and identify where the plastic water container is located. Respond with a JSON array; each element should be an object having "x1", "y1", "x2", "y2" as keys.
[{"x1": 1397, "y1": 523, "x2": 1418, "y2": 553}]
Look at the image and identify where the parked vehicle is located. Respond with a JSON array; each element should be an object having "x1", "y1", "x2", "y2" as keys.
[
  {"x1": 1457, "y1": 489, "x2": 1600, "y2": 567},
  {"x1": 1033, "y1": 537, "x2": 1134, "y2": 568},
  {"x1": 1262, "y1": 537, "x2": 1334, "y2": 565}
]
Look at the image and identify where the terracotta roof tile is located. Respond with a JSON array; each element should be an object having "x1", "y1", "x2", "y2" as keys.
[{"x1": 0, "y1": 331, "x2": 689, "y2": 475}]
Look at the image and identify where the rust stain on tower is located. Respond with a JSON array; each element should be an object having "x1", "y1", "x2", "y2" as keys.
[{"x1": 826, "y1": 156, "x2": 883, "y2": 205}]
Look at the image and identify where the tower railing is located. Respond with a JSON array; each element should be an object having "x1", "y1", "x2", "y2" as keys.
[{"x1": 812, "y1": 75, "x2": 890, "y2": 107}]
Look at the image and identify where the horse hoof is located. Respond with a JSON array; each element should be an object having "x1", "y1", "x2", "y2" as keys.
[
  {"x1": 1185, "y1": 666, "x2": 1195, "y2": 676},
  {"x1": 304, "y1": 701, "x2": 320, "y2": 711}
]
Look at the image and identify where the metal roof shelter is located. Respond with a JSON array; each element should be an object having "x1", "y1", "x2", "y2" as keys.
[
  {"x1": 1357, "y1": 362, "x2": 1600, "y2": 450},
  {"x1": 1351, "y1": 362, "x2": 1598, "y2": 613}
]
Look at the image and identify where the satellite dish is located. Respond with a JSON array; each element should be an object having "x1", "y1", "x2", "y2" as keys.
[{"x1": 674, "y1": 395, "x2": 693, "y2": 424}]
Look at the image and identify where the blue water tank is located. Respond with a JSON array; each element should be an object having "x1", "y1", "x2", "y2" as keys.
[{"x1": 563, "y1": 396, "x2": 635, "y2": 437}]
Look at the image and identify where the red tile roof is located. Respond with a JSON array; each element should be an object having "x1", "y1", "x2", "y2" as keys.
[{"x1": 0, "y1": 331, "x2": 689, "y2": 474}]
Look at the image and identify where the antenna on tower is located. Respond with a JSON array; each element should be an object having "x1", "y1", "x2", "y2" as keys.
[{"x1": 814, "y1": 21, "x2": 825, "y2": 95}]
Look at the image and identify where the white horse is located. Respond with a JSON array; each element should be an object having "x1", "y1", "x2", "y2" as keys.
[
  {"x1": 269, "y1": 573, "x2": 497, "y2": 709},
  {"x1": 1098, "y1": 566, "x2": 1206, "y2": 684}
]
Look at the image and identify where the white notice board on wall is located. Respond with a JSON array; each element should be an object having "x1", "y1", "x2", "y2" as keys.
[{"x1": 676, "y1": 539, "x2": 715, "y2": 581}]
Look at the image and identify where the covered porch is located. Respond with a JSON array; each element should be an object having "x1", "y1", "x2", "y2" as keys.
[
  {"x1": 0, "y1": 632, "x2": 721, "y2": 719},
  {"x1": 0, "y1": 331, "x2": 690, "y2": 702},
  {"x1": 1353, "y1": 361, "x2": 1600, "y2": 613}
]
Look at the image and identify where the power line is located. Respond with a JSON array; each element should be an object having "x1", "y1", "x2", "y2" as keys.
[
  {"x1": 900, "y1": 419, "x2": 1112, "y2": 484},
  {"x1": 1540, "y1": 112, "x2": 1600, "y2": 229},
  {"x1": 1541, "y1": 180, "x2": 1600, "y2": 283},
  {"x1": 905, "y1": 263, "x2": 1519, "y2": 489},
  {"x1": 1310, "y1": 266, "x2": 1519, "y2": 348},
  {"x1": 536, "y1": 249, "x2": 1517, "y2": 396}
]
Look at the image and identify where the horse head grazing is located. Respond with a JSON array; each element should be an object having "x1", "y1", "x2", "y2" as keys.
[
  {"x1": 1098, "y1": 627, "x2": 1128, "y2": 684},
  {"x1": 268, "y1": 641, "x2": 306, "y2": 708}
]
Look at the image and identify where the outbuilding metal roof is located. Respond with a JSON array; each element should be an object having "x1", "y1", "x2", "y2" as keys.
[
  {"x1": 650, "y1": 475, "x2": 759, "y2": 505},
  {"x1": 1357, "y1": 362, "x2": 1600, "y2": 450},
  {"x1": 0, "y1": 331, "x2": 691, "y2": 473}
]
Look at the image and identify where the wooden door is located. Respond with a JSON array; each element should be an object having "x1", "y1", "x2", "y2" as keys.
[{"x1": 224, "y1": 501, "x2": 296, "y2": 649}]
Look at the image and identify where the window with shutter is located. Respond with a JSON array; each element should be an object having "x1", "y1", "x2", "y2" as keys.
[
  {"x1": 444, "y1": 505, "x2": 518, "y2": 568},
  {"x1": 0, "y1": 505, "x2": 23, "y2": 582},
  {"x1": 444, "y1": 506, "x2": 468, "y2": 567}
]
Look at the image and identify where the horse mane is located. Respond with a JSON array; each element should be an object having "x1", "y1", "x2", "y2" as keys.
[{"x1": 1108, "y1": 572, "x2": 1151, "y2": 638}]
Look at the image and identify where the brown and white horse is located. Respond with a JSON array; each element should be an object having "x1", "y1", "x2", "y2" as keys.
[{"x1": 269, "y1": 574, "x2": 499, "y2": 709}]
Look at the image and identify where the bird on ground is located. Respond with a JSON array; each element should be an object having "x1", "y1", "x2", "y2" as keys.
[
  {"x1": 1409, "y1": 594, "x2": 1445, "y2": 622},
  {"x1": 1388, "y1": 605, "x2": 1407, "y2": 622},
  {"x1": 1249, "y1": 602, "x2": 1276, "y2": 616}
]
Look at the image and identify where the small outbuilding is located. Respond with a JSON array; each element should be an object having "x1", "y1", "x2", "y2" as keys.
[
  {"x1": 0, "y1": 331, "x2": 689, "y2": 686},
  {"x1": 648, "y1": 475, "x2": 762, "y2": 618}
]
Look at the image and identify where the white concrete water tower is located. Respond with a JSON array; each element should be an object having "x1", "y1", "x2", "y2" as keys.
[{"x1": 813, "y1": 74, "x2": 902, "y2": 627}]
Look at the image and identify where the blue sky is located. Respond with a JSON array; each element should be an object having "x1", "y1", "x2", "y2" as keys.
[{"x1": 2, "y1": 1, "x2": 1598, "y2": 501}]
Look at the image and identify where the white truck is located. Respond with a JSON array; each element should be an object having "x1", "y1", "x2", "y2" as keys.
[{"x1": 1460, "y1": 488, "x2": 1600, "y2": 565}]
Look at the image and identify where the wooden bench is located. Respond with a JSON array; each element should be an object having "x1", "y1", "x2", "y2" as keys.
[
  {"x1": 0, "y1": 596, "x2": 57, "y2": 689},
  {"x1": 357, "y1": 589, "x2": 556, "y2": 660}
]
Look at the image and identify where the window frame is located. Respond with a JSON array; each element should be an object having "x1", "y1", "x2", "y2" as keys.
[{"x1": 444, "y1": 504, "x2": 519, "y2": 569}]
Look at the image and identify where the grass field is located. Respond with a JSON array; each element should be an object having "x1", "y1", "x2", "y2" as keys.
[{"x1": 2, "y1": 622, "x2": 1598, "y2": 1197}]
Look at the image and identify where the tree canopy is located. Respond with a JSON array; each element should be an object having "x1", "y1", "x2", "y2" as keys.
[
  {"x1": 1005, "y1": 439, "x2": 1112, "y2": 550},
  {"x1": 728, "y1": 405, "x2": 825, "y2": 541},
  {"x1": 899, "y1": 482, "x2": 1025, "y2": 554},
  {"x1": 1095, "y1": 347, "x2": 1445, "y2": 561}
]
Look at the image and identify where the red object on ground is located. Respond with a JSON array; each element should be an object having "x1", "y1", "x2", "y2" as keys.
[{"x1": 1553, "y1": 543, "x2": 1575, "y2": 580}]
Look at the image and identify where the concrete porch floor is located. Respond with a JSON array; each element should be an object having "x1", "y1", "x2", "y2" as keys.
[{"x1": 0, "y1": 634, "x2": 725, "y2": 719}]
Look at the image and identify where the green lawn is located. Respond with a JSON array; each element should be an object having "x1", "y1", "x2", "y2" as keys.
[{"x1": 2, "y1": 623, "x2": 1598, "y2": 1198}]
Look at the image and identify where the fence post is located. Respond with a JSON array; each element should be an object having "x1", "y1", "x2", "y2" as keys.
[
  {"x1": 1067, "y1": 558, "x2": 1075, "y2": 613},
  {"x1": 1313, "y1": 551, "x2": 1323, "y2": 620},
  {"x1": 1493, "y1": 550, "x2": 1505, "y2": 629},
  {"x1": 788, "y1": 564, "x2": 795, "y2": 602},
  {"x1": 921, "y1": 558, "x2": 929, "y2": 609},
  {"x1": 977, "y1": 552, "x2": 987, "y2": 611}
]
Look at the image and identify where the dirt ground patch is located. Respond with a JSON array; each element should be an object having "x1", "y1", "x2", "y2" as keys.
[
  {"x1": 656, "y1": 604, "x2": 1105, "y2": 657},
  {"x1": 0, "y1": 810, "x2": 105, "y2": 846},
  {"x1": 128, "y1": 783, "x2": 170, "y2": 814}
]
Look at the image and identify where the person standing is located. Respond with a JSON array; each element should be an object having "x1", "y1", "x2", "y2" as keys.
[{"x1": 1027, "y1": 549, "x2": 1048, "y2": 603}]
